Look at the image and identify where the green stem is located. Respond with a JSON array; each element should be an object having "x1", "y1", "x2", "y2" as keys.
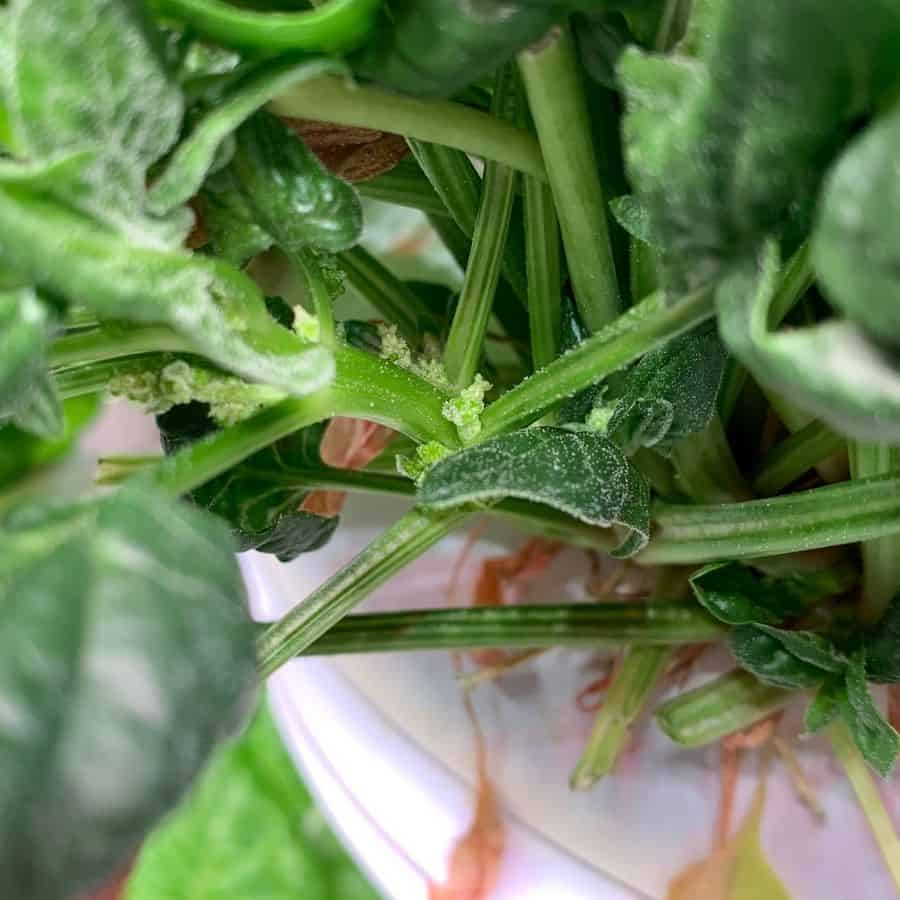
[
  {"x1": 296, "y1": 602, "x2": 724, "y2": 656},
  {"x1": 355, "y1": 157, "x2": 450, "y2": 218},
  {"x1": 655, "y1": 670, "x2": 792, "y2": 747},
  {"x1": 443, "y1": 66, "x2": 519, "y2": 390},
  {"x1": 670, "y1": 415, "x2": 751, "y2": 503},
  {"x1": 54, "y1": 355, "x2": 167, "y2": 398},
  {"x1": 148, "y1": 0, "x2": 380, "y2": 52},
  {"x1": 524, "y1": 175, "x2": 562, "y2": 369},
  {"x1": 338, "y1": 245, "x2": 430, "y2": 344},
  {"x1": 270, "y1": 78, "x2": 546, "y2": 178},
  {"x1": 292, "y1": 248, "x2": 335, "y2": 347},
  {"x1": 849, "y1": 442, "x2": 900, "y2": 623},
  {"x1": 480, "y1": 286, "x2": 715, "y2": 438},
  {"x1": 752, "y1": 420, "x2": 845, "y2": 496},
  {"x1": 642, "y1": 473, "x2": 900, "y2": 565},
  {"x1": 829, "y1": 720, "x2": 900, "y2": 895},
  {"x1": 257, "y1": 506, "x2": 470, "y2": 674},
  {"x1": 519, "y1": 24, "x2": 619, "y2": 331},
  {"x1": 50, "y1": 326, "x2": 193, "y2": 369},
  {"x1": 571, "y1": 645, "x2": 673, "y2": 790}
]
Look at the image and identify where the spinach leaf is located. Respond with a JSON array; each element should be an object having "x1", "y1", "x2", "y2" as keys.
[
  {"x1": 3, "y1": 0, "x2": 187, "y2": 247},
  {"x1": 843, "y1": 650, "x2": 900, "y2": 777},
  {"x1": 125, "y1": 704, "x2": 379, "y2": 900},
  {"x1": 814, "y1": 103, "x2": 900, "y2": 347},
  {"x1": 618, "y1": 0, "x2": 900, "y2": 291},
  {"x1": 864, "y1": 596, "x2": 900, "y2": 684},
  {"x1": 418, "y1": 426, "x2": 650, "y2": 556},
  {"x1": 606, "y1": 322, "x2": 725, "y2": 455},
  {"x1": 148, "y1": 57, "x2": 347, "y2": 217},
  {"x1": 0, "y1": 482, "x2": 257, "y2": 899},
  {"x1": 157, "y1": 404, "x2": 339, "y2": 561},
  {"x1": 231, "y1": 111, "x2": 363, "y2": 254},
  {"x1": 717, "y1": 243, "x2": 900, "y2": 442},
  {"x1": 729, "y1": 624, "x2": 844, "y2": 690}
]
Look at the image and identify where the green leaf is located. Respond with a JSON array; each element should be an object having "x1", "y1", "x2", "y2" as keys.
[
  {"x1": 147, "y1": 57, "x2": 347, "y2": 217},
  {"x1": 608, "y1": 194, "x2": 660, "y2": 249},
  {"x1": 231, "y1": 111, "x2": 363, "y2": 254},
  {"x1": 805, "y1": 677, "x2": 844, "y2": 734},
  {"x1": 729, "y1": 624, "x2": 844, "y2": 690},
  {"x1": 10, "y1": 368, "x2": 63, "y2": 438},
  {"x1": 0, "y1": 188, "x2": 334, "y2": 397},
  {"x1": 3, "y1": 0, "x2": 187, "y2": 246},
  {"x1": 418, "y1": 426, "x2": 650, "y2": 556},
  {"x1": 0, "y1": 482, "x2": 257, "y2": 899},
  {"x1": 717, "y1": 242, "x2": 900, "y2": 442},
  {"x1": 125, "y1": 703, "x2": 379, "y2": 900},
  {"x1": 156, "y1": 404, "x2": 339, "y2": 561},
  {"x1": 864, "y1": 596, "x2": 900, "y2": 684},
  {"x1": 195, "y1": 170, "x2": 273, "y2": 265},
  {"x1": 814, "y1": 102, "x2": 900, "y2": 347},
  {"x1": 618, "y1": 0, "x2": 900, "y2": 290},
  {"x1": 842, "y1": 651, "x2": 900, "y2": 777},
  {"x1": 606, "y1": 322, "x2": 725, "y2": 455}
]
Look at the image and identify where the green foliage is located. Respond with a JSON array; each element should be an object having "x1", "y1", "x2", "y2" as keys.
[
  {"x1": 863, "y1": 597, "x2": 900, "y2": 683},
  {"x1": 0, "y1": 483, "x2": 257, "y2": 898}
]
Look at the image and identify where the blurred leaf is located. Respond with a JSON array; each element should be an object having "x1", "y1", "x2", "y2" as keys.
[
  {"x1": 843, "y1": 651, "x2": 900, "y2": 777},
  {"x1": 864, "y1": 596, "x2": 900, "y2": 683}
]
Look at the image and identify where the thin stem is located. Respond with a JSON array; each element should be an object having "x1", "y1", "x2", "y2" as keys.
[
  {"x1": 670, "y1": 415, "x2": 752, "y2": 503},
  {"x1": 257, "y1": 506, "x2": 471, "y2": 674},
  {"x1": 524, "y1": 175, "x2": 562, "y2": 369},
  {"x1": 292, "y1": 248, "x2": 335, "y2": 347},
  {"x1": 54, "y1": 355, "x2": 167, "y2": 398},
  {"x1": 270, "y1": 77, "x2": 546, "y2": 178},
  {"x1": 148, "y1": 0, "x2": 380, "y2": 52},
  {"x1": 642, "y1": 473, "x2": 900, "y2": 565},
  {"x1": 849, "y1": 442, "x2": 900, "y2": 623},
  {"x1": 519, "y1": 24, "x2": 619, "y2": 331},
  {"x1": 338, "y1": 245, "x2": 430, "y2": 344},
  {"x1": 753, "y1": 420, "x2": 845, "y2": 496},
  {"x1": 443, "y1": 66, "x2": 519, "y2": 390},
  {"x1": 295, "y1": 602, "x2": 724, "y2": 656},
  {"x1": 571, "y1": 645, "x2": 673, "y2": 790},
  {"x1": 50, "y1": 326, "x2": 193, "y2": 369},
  {"x1": 355, "y1": 157, "x2": 450, "y2": 218},
  {"x1": 655, "y1": 670, "x2": 792, "y2": 747},
  {"x1": 830, "y1": 720, "x2": 900, "y2": 895},
  {"x1": 480, "y1": 286, "x2": 715, "y2": 439}
]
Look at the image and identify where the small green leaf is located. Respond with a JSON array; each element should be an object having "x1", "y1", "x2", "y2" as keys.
[
  {"x1": 125, "y1": 704, "x2": 379, "y2": 900},
  {"x1": 606, "y1": 322, "x2": 726, "y2": 455},
  {"x1": 418, "y1": 426, "x2": 650, "y2": 555},
  {"x1": 691, "y1": 562, "x2": 800, "y2": 626},
  {"x1": 147, "y1": 57, "x2": 347, "y2": 217},
  {"x1": 608, "y1": 194, "x2": 660, "y2": 249},
  {"x1": 718, "y1": 242, "x2": 900, "y2": 442},
  {"x1": 864, "y1": 596, "x2": 900, "y2": 683},
  {"x1": 842, "y1": 651, "x2": 900, "y2": 777},
  {"x1": 196, "y1": 170, "x2": 273, "y2": 265},
  {"x1": 0, "y1": 483, "x2": 257, "y2": 898},
  {"x1": 805, "y1": 677, "x2": 844, "y2": 734},
  {"x1": 729, "y1": 624, "x2": 842, "y2": 690},
  {"x1": 231, "y1": 111, "x2": 363, "y2": 254}
]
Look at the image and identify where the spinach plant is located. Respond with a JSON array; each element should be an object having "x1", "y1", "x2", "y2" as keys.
[{"x1": 4, "y1": 0, "x2": 900, "y2": 895}]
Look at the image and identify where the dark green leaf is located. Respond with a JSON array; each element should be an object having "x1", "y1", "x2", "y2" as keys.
[
  {"x1": 231, "y1": 111, "x2": 363, "y2": 254},
  {"x1": 0, "y1": 483, "x2": 257, "y2": 899},
  {"x1": 805, "y1": 677, "x2": 844, "y2": 734},
  {"x1": 814, "y1": 103, "x2": 900, "y2": 347},
  {"x1": 195, "y1": 170, "x2": 273, "y2": 265},
  {"x1": 864, "y1": 596, "x2": 900, "y2": 683},
  {"x1": 418, "y1": 426, "x2": 650, "y2": 556},
  {"x1": 607, "y1": 323, "x2": 726, "y2": 455},
  {"x1": 3, "y1": 0, "x2": 187, "y2": 246},
  {"x1": 842, "y1": 651, "x2": 900, "y2": 777},
  {"x1": 147, "y1": 58, "x2": 347, "y2": 217},
  {"x1": 574, "y1": 10, "x2": 632, "y2": 90},
  {"x1": 729, "y1": 624, "x2": 842, "y2": 690},
  {"x1": 125, "y1": 704, "x2": 379, "y2": 900},
  {"x1": 718, "y1": 242, "x2": 900, "y2": 442},
  {"x1": 618, "y1": 0, "x2": 900, "y2": 291}
]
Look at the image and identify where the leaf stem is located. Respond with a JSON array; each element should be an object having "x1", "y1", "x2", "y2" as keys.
[
  {"x1": 480, "y1": 286, "x2": 715, "y2": 438},
  {"x1": 524, "y1": 175, "x2": 562, "y2": 369},
  {"x1": 669, "y1": 415, "x2": 751, "y2": 503},
  {"x1": 148, "y1": 0, "x2": 381, "y2": 52},
  {"x1": 829, "y1": 720, "x2": 900, "y2": 894},
  {"x1": 295, "y1": 602, "x2": 724, "y2": 656},
  {"x1": 292, "y1": 249, "x2": 335, "y2": 347},
  {"x1": 355, "y1": 157, "x2": 450, "y2": 218},
  {"x1": 753, "y1": 420, "x2": 845, "y2": 496},
  {"x1": 50, "y1": 326, "x2": 194, "y2": 369},
  {"x1": 655, "y1": 670, "x2": 792, "y2": 747},
  {"x1": 270, "y1": 77, "x2": 546, "y2": 178},
  {"x1": 519, "y1": 24, "x2": 619, "y2": 331},
  {"x1": 571, "y1": 645, "x2": 673, "y2": 790}
]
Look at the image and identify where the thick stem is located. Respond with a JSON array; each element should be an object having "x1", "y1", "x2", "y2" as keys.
[
  {"x1": 257, "y1": 506, "x2": 471, "y2": 674},
  {"x1": 752, "y1": 420, "x2": 845, "y2": 496},
  {"x1": 149, "y1": 0, "x2": 381, "y2": 52},
  {"x1": 295, "y1": 602, "x2": 724, "y2": 656},
  {"x1": 519, "y1": 25, "x2": 619, "y2": 331},
  {"x1": 271, "y1": 78, "x2": 546, "y2": 178},
  {"x1": 830, "y1": 720, "x2": 900, "y2": 894},
  {"x1": 570, "y1": 645, "x2": 673, "y2": 790},
  {"x1": 670, "y1": 415, "x2": 752, "y2": 503},
  {"x1": 849, "y1": 442, "x2": 900, "y2": 623},
  {"x1": 50, "y1": 326, "x2": 193, "y2": 369},
  {"x1": 480, "y1": 286, "x2": 715, "y2": 438},
  {"x1": 524, "y1": 175, "x2": 562, "y2": 369},
  {"x1": 656, "y1": 670, "x2": 792, "y2": 747}
]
